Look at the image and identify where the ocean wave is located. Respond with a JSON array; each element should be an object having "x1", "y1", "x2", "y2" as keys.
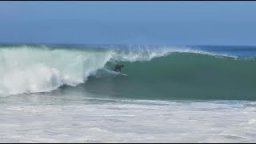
[{"x1": 0, "y1": 45, "x2": 249, "y2": 97}]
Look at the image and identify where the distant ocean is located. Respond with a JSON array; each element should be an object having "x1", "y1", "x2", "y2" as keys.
[{"x1": 1, "y1": 44, "x2": 256, "y2": 142}]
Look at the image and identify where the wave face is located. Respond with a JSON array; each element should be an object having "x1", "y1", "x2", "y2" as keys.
[{"x1": 1, "y1": 44, "x2": 256, "y2": 100}]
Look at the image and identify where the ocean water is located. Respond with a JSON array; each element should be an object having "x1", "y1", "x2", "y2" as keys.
[{"x1": 0, "y1": 44, "x2": 256, "y2": 142}]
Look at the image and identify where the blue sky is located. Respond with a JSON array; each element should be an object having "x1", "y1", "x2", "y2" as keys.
[{"x1": 0, "y1": 1, "x2": 256, "y2": 46}]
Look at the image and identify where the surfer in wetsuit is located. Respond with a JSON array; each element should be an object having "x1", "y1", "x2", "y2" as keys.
[{"x1": 113, "y1": 64, "x2": 124, "y2": 72}]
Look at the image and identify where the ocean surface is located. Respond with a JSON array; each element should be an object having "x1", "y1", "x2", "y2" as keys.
[{"x1": 0, "y1": 44, "x2": 256, "y2": 142}]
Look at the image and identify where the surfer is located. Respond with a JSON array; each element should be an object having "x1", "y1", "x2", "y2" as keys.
[{"x1": 113, "y1": 64, "x2": 124, "y2": 72}]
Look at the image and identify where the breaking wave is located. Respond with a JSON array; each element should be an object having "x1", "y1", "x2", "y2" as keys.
[{"x1": 1, "y1": 44, "x2": 255, "y2": 100}]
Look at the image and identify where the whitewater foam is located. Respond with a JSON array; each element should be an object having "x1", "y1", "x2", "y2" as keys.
[
  {"x1": 0, "y1": 99, "x2": 255, "y2": 142},
  {"x1": 0, "y1": 46, "x2": 113, "y2": 96}
]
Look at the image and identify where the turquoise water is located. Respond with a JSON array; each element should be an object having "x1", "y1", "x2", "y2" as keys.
[{"x1": 89, "y1": 53, "x2": 256, "y2": 100}]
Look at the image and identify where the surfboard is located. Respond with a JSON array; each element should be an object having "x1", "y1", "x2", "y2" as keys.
[
  {"x1": 117, "y1": 72, "x2": 128, "y2": 76},
  {"x1": 112, "y1": 70, "x2": 128, "y2": 76},
  {"x1": 104, "y1": 68, "x2": 128, "y2": 76}
]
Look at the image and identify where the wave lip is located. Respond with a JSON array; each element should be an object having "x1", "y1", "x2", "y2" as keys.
[{"x1": 111, "y1": 45, "x2": 237, "y2": 62}]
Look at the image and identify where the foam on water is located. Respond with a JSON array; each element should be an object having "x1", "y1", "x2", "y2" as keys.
[{"x1": 0, "y1": 98, "x2": 255, "y2": 142}]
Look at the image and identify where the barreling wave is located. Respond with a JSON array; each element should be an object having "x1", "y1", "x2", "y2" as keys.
[{"x1": 0, "y1": 44, "x2": 255, "y2": 100}]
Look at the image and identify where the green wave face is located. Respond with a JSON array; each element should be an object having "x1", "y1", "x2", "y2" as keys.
[{"x1": 86, "y1": 53, "x2": 256, "y2": 100}]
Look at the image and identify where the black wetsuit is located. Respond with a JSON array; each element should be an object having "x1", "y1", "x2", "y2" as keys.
[{"x1": 114, "y1": 64, "x2": 124, "y2": 72}]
